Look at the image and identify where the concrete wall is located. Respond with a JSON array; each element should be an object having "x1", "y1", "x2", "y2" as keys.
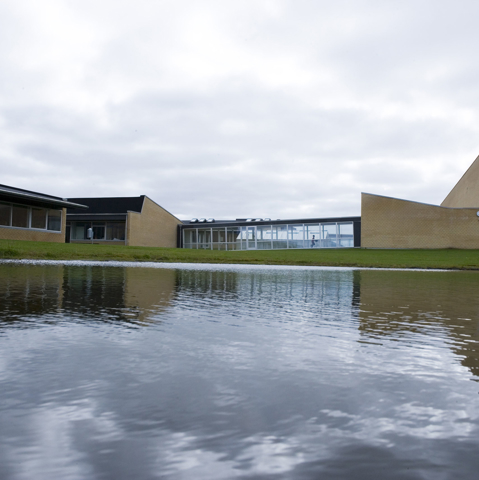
[
  {"x1": 126, "y1": 197, "x2": 180, "y2": 247},
  {"x1": 0, "y1": 208, "x2": 66, "y2": 243},
  {"x1": 442, "y1": 154, "x2": 479, "y2": 208},
  {"x1": 361, "y1": 193, "x2": 479, "y2": 249}
]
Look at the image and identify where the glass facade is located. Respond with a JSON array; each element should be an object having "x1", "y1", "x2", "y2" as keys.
[
  {"x1": 69, "y1": 221, "x2": 126, "y2": 241},
  {"x1": 0, "y1": 202, "x2": 62, "y2": 231},
  {"x1": 183, "y1": 222, "x2": 355, "y2": 250}
]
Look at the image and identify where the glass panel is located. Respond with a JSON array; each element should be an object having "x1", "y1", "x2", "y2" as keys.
[
  {"x1": 305, "y1": 224, "x2": 320, "y2": 248},
  {"x1": 288, "y1": 225, "x2": 304, "y2": 248},
  {"x1": 0, "y1": 203, "x2": 11, "y2": 226},
  {"x1": 12, "y1": 205, "x2": 29, "y2": 228},
  {"x1": 184, "y1": 229, "x2": 197, "y2": 244},
  {"x1": 321, "y1": 223, "x2": 337, "y2": 248},
  {"x1": 197, "y1": 229, "x2": 211, "y2": 248},
  {"x1": 338, "y1": 223, "x2": 354, "y2": 247},
  {"x1": 272, "y1": 225, "x2": 287, "y2": 241},
  {"x1": 106, "y1": 222, "x2": 125, "y2": 241},
  {"x1": 226, "y1": 228, "x2": 240, "y2": 242},
  {"x1": 47, "y1": 209, "x2": 62, "y2": 231},
  {"x1": 226, "y1": 227, "x2": 241, "y2": 249},
  {"x1": 218, "y1": 228, "x2": 226, "y2": 243},
  {"x1": 92, "y1": 223, "x2": 105, "y2": 240},
  {"x1": 247, "y1": 227, "x2": 256, "y2": 249},
  {"x1": 31, "y1": 208, "x2": 47, "y2": 229},
  {"x1": 238, "y1": 227, "x2": 247, "y2": 250},
  {"x1": 71, "y1": 222, "x2": 86, "y2": 239},
  {"x1": 256, "y1": 226, "x2": 272, "y2": 241}
]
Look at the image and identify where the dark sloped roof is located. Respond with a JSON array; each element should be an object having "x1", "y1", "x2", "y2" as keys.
[
  {"x1": 66, "y1": 196, "x2": 145, "y2": 214},
  {"x1": 0, "y1": 184, "x2": 87, "y2": 209}
]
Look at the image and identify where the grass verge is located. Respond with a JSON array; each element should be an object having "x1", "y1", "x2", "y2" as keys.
[{"x1": 1, "y1": 239, "x2": 479, "y2": 269}]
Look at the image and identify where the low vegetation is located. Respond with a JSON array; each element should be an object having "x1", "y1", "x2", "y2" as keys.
[{"x1": 1, "y1": 239, "x2": 479, "y2": 269}]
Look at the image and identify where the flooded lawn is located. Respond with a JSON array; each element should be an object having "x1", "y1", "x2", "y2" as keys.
[{"x1": 0, "y1": 261, "x2": 478, "y2": 479}]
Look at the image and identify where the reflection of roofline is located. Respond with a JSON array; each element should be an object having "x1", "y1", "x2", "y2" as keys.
[{"x1": 0, "y1": 184, "x2": 87, "y2": 209}]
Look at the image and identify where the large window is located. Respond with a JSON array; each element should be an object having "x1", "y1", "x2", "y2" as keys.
[
  {"x1": 0, "y1": 203, "x2": 11, "y2": 226},
  {"x1": 47, "y1": 209, "x2": 62, "y2": 231},
  {"x1": 31, "y1": 208, "x2": 47, "y2": 229},
  {"x1": 106, "y1": 223, "x2": 125, "y2": 241},
  {"x1": 69, "y1": 221, "x2": 126, "y2": 241},
  {"x1": 92, "y1": 223, "x2": 106, "y2": 240},
  {"x1": 0, "y1": 202, "x2": 62, "y2": 232},
  {"x1": 12, "y1": 205, "x2": 29, "y2": 228},
  {"x1": 338, "y1": 223, "x2": 354, "y2": 247},
  {"x1": 72, "y1": 222, "x2": 88, "y2": 240},
  {"x1": 183, "y1": 221, "x2": 355, "y2": 251}
]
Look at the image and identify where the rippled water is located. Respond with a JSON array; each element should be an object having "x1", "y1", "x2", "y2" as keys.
[{"x1": 0, "y1": 261, "x2": 478, "y2": 479}]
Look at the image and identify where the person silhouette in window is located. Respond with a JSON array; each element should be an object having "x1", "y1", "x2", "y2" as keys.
[{"x1": 311, "y1": 235, "x2": 316, "y2": 248}]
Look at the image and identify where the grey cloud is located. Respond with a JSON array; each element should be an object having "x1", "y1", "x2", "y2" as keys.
[
  {"x1": 3, "y1": 80, "x2": 475, "y2": 218},
  {"x1": 2, "y1": 0, "x2": 479, "y2": 218}
]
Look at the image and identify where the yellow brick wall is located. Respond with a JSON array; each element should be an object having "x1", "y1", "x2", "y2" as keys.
[
  {"x1": 361, "y1": 193, "x2": 479, "y2": 249},
  {"x1": 0, "y1": 208, "x2": 66, "y2": 243},
  {"x1": 442, "y1": 154, "x2": 479, "y2": 208},
  {"x1": 126, "y1": 197, "x2": 180, "y2": 247}
]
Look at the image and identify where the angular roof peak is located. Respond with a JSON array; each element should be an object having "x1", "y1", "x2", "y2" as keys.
[{"x1": 442, "y1": 154, "x2": 479, "y2": 208}]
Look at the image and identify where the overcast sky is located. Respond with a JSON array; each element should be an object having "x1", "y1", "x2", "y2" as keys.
[{"x1": 2, "y1": 0, "x2": 479, "y2": 220}]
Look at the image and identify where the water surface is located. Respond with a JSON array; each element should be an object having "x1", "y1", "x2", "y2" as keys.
[{"x1": 0, "y1": 262, "x2": 478, "y2": 479}]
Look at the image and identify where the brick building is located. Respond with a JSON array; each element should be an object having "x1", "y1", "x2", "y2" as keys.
[
  {"x1": 0, "y1": 184, "x2": 86, "y2": 243},
  {"x1": 66, "y1": 196, "x2": 181, "y2": 247}
]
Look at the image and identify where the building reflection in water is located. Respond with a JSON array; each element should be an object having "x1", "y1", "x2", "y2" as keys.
[
  {"x1": 62, "y1": 265, "x2": 177, "y2": 324},
  {"x1": 1, "y1": 264, "x2": 478, "y2": 380},
  {"x1": 0, "y1": 264, "x2": 64, "y2": 323},
  {"x1": 0, "y1": 264, "x2": 177, "y2": 327},
  {"x1": 355, "y1": 269, "x2": 479, "y2": 379},
  {"x1": 175, "y1": 268, "x2": 355, "y2": 322}
]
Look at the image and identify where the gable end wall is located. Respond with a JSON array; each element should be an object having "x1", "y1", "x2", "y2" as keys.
[
  {"x1": 126, "y1": 197, "x2": 180, "y2": 247},
  {"x1": 361, "y1": 193, "x2": 479, "y2": 249}
]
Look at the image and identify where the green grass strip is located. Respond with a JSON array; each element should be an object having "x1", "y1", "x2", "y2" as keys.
[{"x1": 2, "y1": 239, "x2": 479, "y2": 269}]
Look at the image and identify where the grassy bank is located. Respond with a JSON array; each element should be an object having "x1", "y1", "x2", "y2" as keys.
[{"x1": 1, "y1": 239, "x2": 479, "y2": 269}]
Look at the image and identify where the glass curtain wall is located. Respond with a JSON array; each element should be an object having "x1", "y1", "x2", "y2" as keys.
[{"x1": 183, "y1": 222, "x2": 354, "y2": 250}]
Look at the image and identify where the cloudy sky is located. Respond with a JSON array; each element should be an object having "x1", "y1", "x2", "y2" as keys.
[{"x1": 2, "y1": 0, "x2": 479, "y2": 220}]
